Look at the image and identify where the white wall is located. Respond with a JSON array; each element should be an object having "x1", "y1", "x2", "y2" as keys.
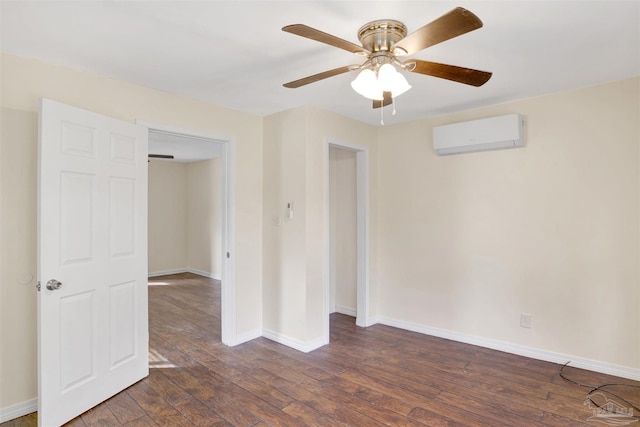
[
  {"x1": 329, "y1": 146, "x2": 357, "y2": 315},
  {"x1": 148, "y1": 161, "x2": 188, "y2": 273},
  {"x1": 376, "y1": 77, "x2": 640, "y2": 374},
  {"x1": 0, "y1": 53, "x2": 263, "y2": 412}
]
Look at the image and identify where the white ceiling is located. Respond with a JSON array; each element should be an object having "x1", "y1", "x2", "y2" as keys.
[
  {"x1": 148, "y1": 130, "x2": 224, "y2": 162},
  {"x1": 1, "y1": 1, "x2": 639, "y2": 127}
]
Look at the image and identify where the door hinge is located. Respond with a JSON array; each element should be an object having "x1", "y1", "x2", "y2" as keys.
[
  {"x1": 36, "y1": 281, "x2": 41, "y2": 292},
  {"x1": 227, "y1": 252, "x2": 230, "y2": 259}
]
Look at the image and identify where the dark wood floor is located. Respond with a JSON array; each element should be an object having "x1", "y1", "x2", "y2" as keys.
[{"x1": 4, "y1": 272, "x2": 639, "y2": 426}]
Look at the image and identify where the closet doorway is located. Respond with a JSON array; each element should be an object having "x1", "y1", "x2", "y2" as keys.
[{"x1": 325, "y1": 139, "x2": 370, "y2": 341}]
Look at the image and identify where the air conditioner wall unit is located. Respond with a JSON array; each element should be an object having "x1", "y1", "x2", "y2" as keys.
[{"x1": 432, "y1": 113, "x2": 525, "y2": 156}]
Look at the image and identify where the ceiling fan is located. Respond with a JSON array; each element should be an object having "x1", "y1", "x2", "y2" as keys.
[
  {"x1": 148, "y1": 154, "x2": 174, "y2": 162},
  {"x1": 282, "y1": 7, "x2": 492, "y2": 109}
]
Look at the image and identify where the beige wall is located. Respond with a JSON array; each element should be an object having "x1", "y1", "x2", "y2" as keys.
[
  {"x1": 0, "y1": 53, "x2": 263, "y2": 410},
  {"x1": 0, "y1": 108, "x2": 38, "y2": 409},
  {"x1": 1, "y1": 49, "x2": 638, "y2": 417},
  {"x1": 376, "y1": 77, "x2": 640, "y2": 370},
  {"x1": 148, "y1": 161, "x2": 188, "y2": 273},
  {"x1": 262, "y1": 105, "x2": 377, "y2": 345},
  {"x1": 262, "y1": 107, "x2": 308, "y2": 341},
  {"x1": 329, "y1": 146, "x2": 357, "y2": 314},
  {"x1": 148, "y1": 158, "x2": 222, "y2": 278},
  {"x1": 187, "y1": 158, "x2": 222, "y2": 277},
  {"x1": 306, "y1": 107, "x2": 379, "y2": 338}
]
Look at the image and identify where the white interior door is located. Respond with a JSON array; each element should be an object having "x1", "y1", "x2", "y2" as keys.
[{"x1": 38, "y1": 98, "x2": 149, "y2": 426}]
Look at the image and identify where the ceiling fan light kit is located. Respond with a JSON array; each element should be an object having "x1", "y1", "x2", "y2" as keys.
[
  {"x1": 282, "y1": 7, "x2": 493, "y2": 122},
  {"x1": 351, "y1": 63, "x2": 412, "y2": 101},
  {"x1": 350, "y1": 20, "x2": 412, "y2": 102}
]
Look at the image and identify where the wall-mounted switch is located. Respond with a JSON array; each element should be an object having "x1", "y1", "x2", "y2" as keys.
[{"x1": 520, "y1": 313, "x2": 532, "y2": 329}]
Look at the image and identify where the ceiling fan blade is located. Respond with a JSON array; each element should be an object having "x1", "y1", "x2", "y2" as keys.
[
  {"x1": 372, "y1": 91, "x2": 393, "y2": 109},
  {"x1": 393, "y1": 7, "x2": 483, "y2": 55},
  {"x1": 283, "y1": 65, "x2": 352, "y2": 88},
  {"x1": 283, "y1": 24, "x2": 368, "y2": 55},
  {"x1": 412, "y1": 60, "x2": 492, "y2": 87},
  {"x1": 148, "y1": 154, "x2": 174, "y2": 159}
]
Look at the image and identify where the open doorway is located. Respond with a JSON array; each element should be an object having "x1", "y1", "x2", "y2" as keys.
[
  {"x1": 328, "y1": 146, "x2": 357, "y2": 317},
  {"x1": 147, "y1": 130, "x2": 224, "y2": 280},
  {"x1": 140, "y1": 122, "x2": 237, "y2": 346},
  {"x1": 147, "y1": 131, "x2": 224, "y2": 344},
  {"x1": 325, "y1": 139, "x2": 370, "y2": 342}
]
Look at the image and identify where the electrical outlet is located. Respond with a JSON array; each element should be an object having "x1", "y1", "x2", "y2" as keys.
[{"x1": 520, "y1": 313, "x2": 532, "y2": 329}]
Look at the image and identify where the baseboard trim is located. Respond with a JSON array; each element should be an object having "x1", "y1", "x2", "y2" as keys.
[
  {"x1": 186, "y1": 268, "x2": 221, "y2": 281},
  {"x1": 335, "y1": 306, "x2": 357, "y2": 317},
  {"x1": 148, "y1": 268, "x2": 221, "y2": 281},
  {"x1": 376, "y1": 315, "x2": 640, "y2": 381},
  {"x1": 148, "y1": 268, "x2": 188, "y2": 278},
  {"x1": 0, "y1": 399, "x2": 37, "y2": 423},
  {"x1": 262, "y1": 328, "x2": 328, "y2": 353},
  {"x1": 230, "y1": 328, "x2": 262, "y2": 346}
]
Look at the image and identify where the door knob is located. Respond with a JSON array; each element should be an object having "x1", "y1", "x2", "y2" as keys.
[{"x1": 46, "y1": 279, "x2": 62, "y2": 291}]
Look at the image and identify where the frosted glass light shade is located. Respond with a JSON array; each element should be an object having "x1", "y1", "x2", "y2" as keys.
[
  {"x1": 377, "y1": 63, "x2": 397, "y2": 90},
  {"x1": 351, "y1": 69, "x2": 383, "y2": 100},
  {"x1": 389, "y1": 72, "x2": 411, "y2": 97},
  {"x1": 351, "y1": 64, "x2": 411, "y2": 100}
]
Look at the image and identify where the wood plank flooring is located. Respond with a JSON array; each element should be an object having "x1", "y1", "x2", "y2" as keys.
[{"x1": 3, "y1": 272, "x2": 638, "y2": 426}]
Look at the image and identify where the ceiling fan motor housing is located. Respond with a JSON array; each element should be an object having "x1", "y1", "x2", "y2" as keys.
[{"x1": 357, "y1": 20, "x2": 407, "y2": 54}]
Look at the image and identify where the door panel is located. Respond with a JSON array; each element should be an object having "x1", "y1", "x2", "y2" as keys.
[
  {"x1": 109, "y1": 281, "x2": 137, "y2": 368},
  {"x1": 59, "y1": 291, "x2": 95, "y2": 391},
  {"x1": 109, "y1": 177, "x2": 136, "y2": 257},
  {"x1": 60, "y1": 172, "x2": 95, "y2": 264},
  {"x1": 38, "y1": 98, "x2": 148, "y2": 427}
]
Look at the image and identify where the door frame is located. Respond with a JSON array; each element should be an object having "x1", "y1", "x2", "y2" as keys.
[
  {"x1": 137, "y1": 120, "x2": 237, "y2": 345},
  {"x1": 324, "y1": 138, "x2": 370, "y2": 342}
]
